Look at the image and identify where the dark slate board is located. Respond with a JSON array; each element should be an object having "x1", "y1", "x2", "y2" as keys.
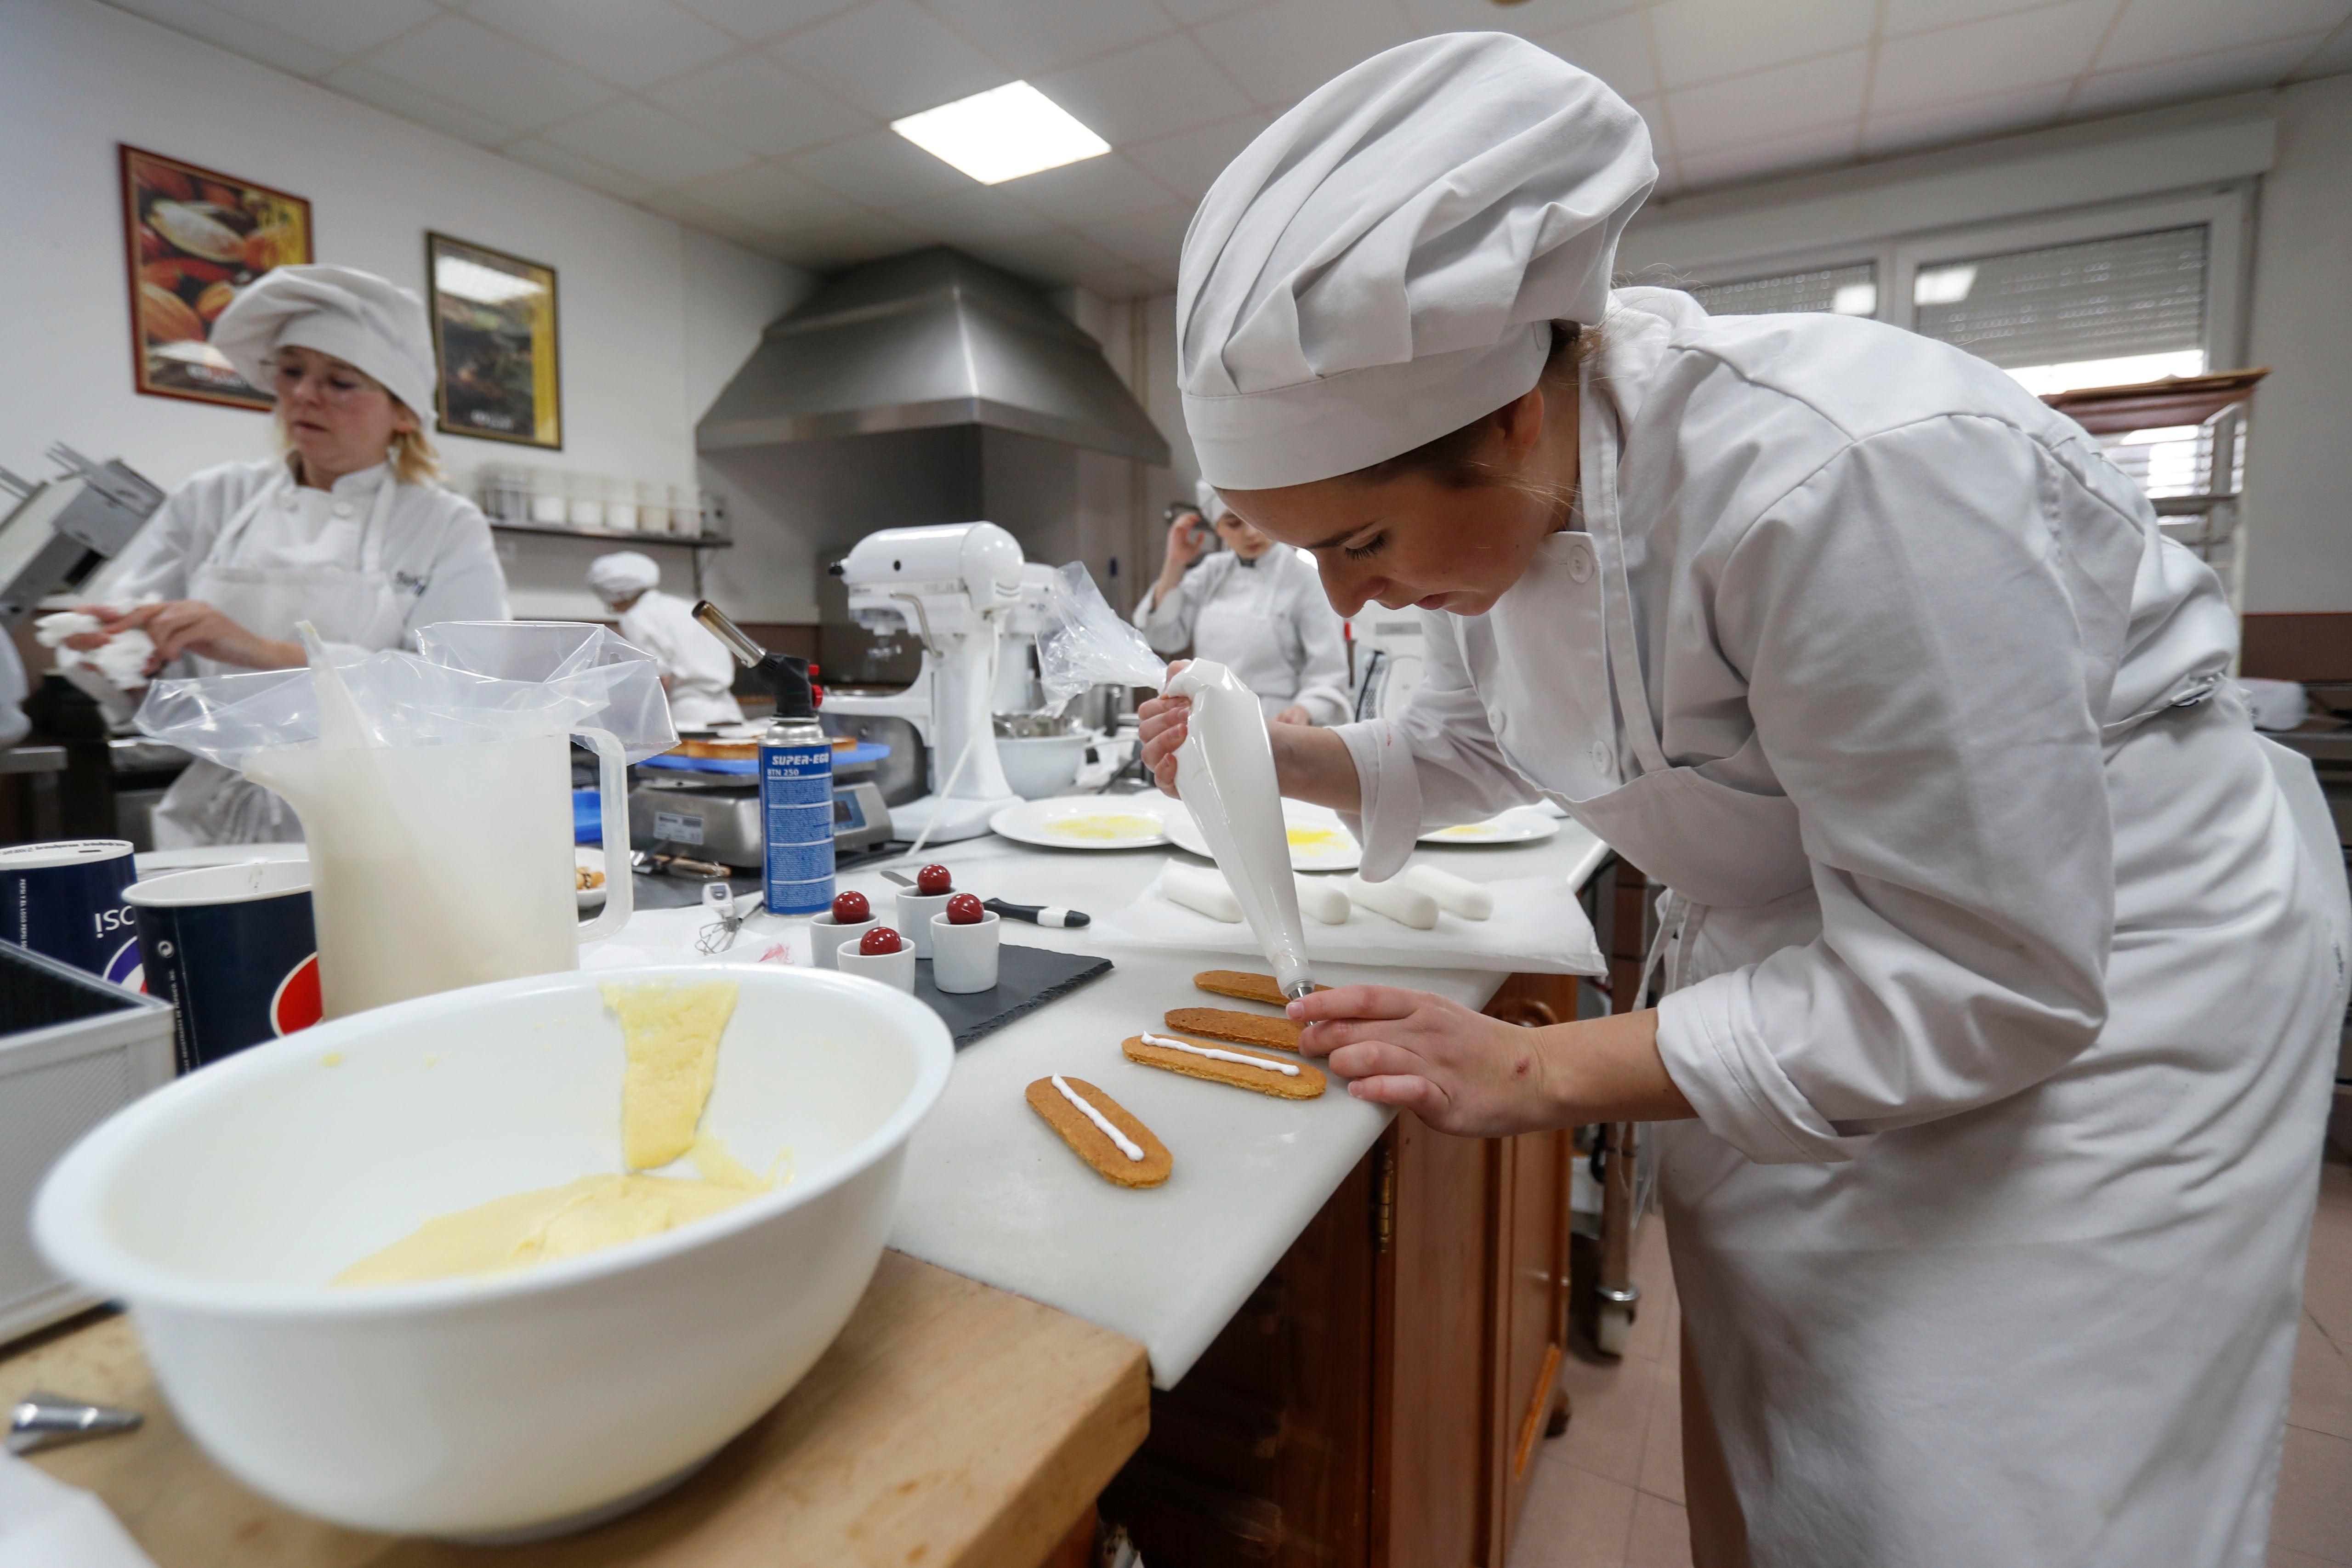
[{"x1": 913, "y1": 945, "x2": 1113, "y2": 1048}]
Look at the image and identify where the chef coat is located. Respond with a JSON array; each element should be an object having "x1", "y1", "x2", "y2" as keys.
[
  {"x1": 616, "y1": 588, "x2": 744, "y2": 730},
  {"x1": 103, "y1": 455, "x2": 509, "y2": 844},
  {"x1": 1338, "y1": 288, "x2": 2347, "y2": 1565},
  {"x1": 1136, "y1": 548, "x2": 1351, "y2": 724}
]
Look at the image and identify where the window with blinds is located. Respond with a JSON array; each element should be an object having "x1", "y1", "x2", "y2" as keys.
[
  {"x1": 1910, "y1": 225, "x2": 2208, "y2": 392},
  {"x1": 1689, "y1": 262, "x2": 1878, "y2": 318}
]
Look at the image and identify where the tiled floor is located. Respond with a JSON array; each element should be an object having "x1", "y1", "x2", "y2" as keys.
[{"x1": 1508, "y1": 1153, "x2": 2352, "y2": 1568}]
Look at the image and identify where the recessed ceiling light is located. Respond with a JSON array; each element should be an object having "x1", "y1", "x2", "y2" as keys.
[{"x1": 891, "y1": 82, "x2": 1110, "y2": 185}]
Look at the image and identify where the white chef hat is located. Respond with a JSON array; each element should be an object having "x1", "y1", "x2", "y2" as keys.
[
  {"x1": 1194, "y1": 479, "x2": 1227, "y2": 522},
  {"x1": 1179, "y1": 33, "x2": 1655, "y2": 490},
  {"x1": 211, "y1": 265, "x2": 439, "y2": 426},
  {"x1": 587, "y1": 551, "x2": 661, "y2": 602}
]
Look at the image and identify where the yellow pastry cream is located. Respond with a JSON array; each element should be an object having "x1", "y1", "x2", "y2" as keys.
[
  {"x1": 334, "y1": 979, "x2": 777, "y2": 1288},
  {"x1": 1042, "y1": 812, "x2": 1165, "y2": 841},
  {"x1": 1284, "y1": 826, "x2": 1350, "y2": 853}
]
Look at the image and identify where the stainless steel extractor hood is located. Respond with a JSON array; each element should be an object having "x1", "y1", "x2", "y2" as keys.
[{"x1": 696, "y1": 248, "x2": 1170, "y2": 466}]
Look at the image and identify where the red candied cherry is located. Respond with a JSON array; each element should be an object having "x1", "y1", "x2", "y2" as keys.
[
  {"x1": 859, "y1": 926, "x2": 903, "y2": 955},
  {"x1": 945, "y1": 892, "x2": 985, "y2": 925},
  {"x1": 831, "y1": 890, "x2": 870, "y2": 922},
  {"x1": 915, "y1": 863, "x2": 952, "y2": 895}
]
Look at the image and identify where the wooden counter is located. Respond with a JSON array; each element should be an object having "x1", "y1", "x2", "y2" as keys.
[{"x1": 1, "y1": 1251, "x2": 1148, "y2": 1568}]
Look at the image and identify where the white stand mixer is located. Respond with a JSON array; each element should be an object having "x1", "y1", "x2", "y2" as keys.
[{"x1": 827, "y1": 522, "x2": 1025, "y2": 844}]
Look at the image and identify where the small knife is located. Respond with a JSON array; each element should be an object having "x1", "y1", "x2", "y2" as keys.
[{"x1": 983, "y1": 897, "x2": 1090, "y2": 928}]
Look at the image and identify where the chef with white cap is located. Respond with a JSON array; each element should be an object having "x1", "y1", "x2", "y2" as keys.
[
  {"x1": 586, "y1": 551, "x2": 743, "y2": 729},
  {"x1": 1136, "y1": 477, "x2": 1350, "y2": 726},
  {"x1": 72, "y1": 264, "x2": 509, "y2": 843},
  {"x1": 1139, "y1": 33, "x2": 2346, "y2": 1567}
]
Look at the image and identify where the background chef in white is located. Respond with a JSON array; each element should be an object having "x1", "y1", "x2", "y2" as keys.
[
  {"x1": 68, "y1": 264, "x2": 508, "y2": 844},
  {"x1": 587, "y1": 550, "x2": 743, "y2": 730},
  {"x1": 1135, "y1": 479, "x2": 1350, "y2": 726},
  {"x1": 1141, "y1": 34, "x2": 2347, "y2": 1568}
]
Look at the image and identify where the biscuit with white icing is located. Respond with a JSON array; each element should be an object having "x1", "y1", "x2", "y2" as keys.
[
  {"x1": 1125, "y1": 1033, "x2": 1324, "y2": 1099},
  {"x1": 1026, "y1": 1076, "x2": 1171, "y2": 1187},
  {"x1": 1165, "y1": 1006, "x2": 1302, "y2": 1052}
]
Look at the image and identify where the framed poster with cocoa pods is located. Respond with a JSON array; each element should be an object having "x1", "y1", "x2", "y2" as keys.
[
  {"x1": 425, "y1": 232, "x2": 562, "y2": 449},
  {"x1": 120, "y1": 145, "x2": 312, "y2": 409}
]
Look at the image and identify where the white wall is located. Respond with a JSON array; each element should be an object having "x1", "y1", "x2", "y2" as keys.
[
  {"x1": 0, "y1": 0, "x2": 815, "y2": 622},
  {"x1": 2238, "y1": 74, "x2": 2352, "y2": 615}
]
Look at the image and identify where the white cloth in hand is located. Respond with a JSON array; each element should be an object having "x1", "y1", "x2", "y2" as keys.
[
  {"x1": 34, "y1": 608, "x2": 154, "y2": 690},
  {"x1": 0, "y1": 1449, "x2": 155, "y2": 1568}
]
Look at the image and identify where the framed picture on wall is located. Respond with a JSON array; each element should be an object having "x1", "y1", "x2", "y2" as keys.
[
  {"x1": 425, "y1": 232, "x2": 562, "y2": 449},
  {"x1": 120, "y1": 145, "x2": 312, "y2": 409}
]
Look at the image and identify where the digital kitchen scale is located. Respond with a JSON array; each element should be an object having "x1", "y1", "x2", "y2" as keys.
[{"x1": 627, "y1": 743, "x2": 893, "y2": 866}]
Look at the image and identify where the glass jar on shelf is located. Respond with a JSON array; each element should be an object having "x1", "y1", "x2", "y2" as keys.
[
  {"x1": 602, "y1": 475, "x2": 638, "y2": 531},
  {"x1": 636, "y1": 478, "x2": 669, "y2": 534},
  {"x1": 528, "y1": 466, "x2": 567, "y2": 525},
  {"x1": 668, "y1": 482, "x2": 702, "y2": 539},
  {"x1": 567, "y1": 470, "x2": 603, "y2": 529}
]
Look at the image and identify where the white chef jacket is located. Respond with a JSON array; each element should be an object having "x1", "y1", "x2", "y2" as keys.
[
  {"x1": 616, "y1": 588, "x2": 744, "y2": 729},
  {"x1": 102, "y1": 457, "x2": 508, "y2": 667},
  {"x1": 1338, "y1": 289, "x2": 2346, "y2": 1565},
  {"x1": 1136, "y1": 547, "x2": 1351, "y2": 723}
]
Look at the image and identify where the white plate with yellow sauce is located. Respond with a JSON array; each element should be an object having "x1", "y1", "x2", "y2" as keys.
[
  {"x1": 1417, "y1": 807, "x2": 1562, "y2": 846},
  {"x1": 1163, "y1": 798, "x2": 1363, "y2": 872},
  {"x1": 989, "y1": 796, "x2": 1175, "y2": 851}
]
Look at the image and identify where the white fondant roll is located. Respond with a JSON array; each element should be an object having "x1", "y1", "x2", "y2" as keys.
[
  {"x1": 1345, "y1": 873, "x2": 1440, "y2": 930},
  {"x1": 1165, "y1": 861, "x2": 1245, "y2": 922},
  {"x1": 1294, "y1": 874, "x2": 1352, "y2": 924},
  {"x1": 1402, "y1": 864, "x2": 1494, "y2": 920}
]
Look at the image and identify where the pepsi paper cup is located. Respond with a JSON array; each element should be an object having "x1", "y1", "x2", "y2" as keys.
[
  {"x1": 126, "y1": 859, "x2": 322, "y2": 1073},
  {"x1": 0, "y1": 839, "x2": 139, "y2": 984}
]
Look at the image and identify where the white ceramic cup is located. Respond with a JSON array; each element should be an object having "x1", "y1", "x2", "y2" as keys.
[
  {"x1": 893, "y1": 890, "x2": 953, "y2": 956},
  {"x1": 835, "y1": 935, "x2": 914, "y2": 991},
  {"x1": 927, "y1": 909, "x2": 1000, "y2": 994},
  {"x1": 807, "y1": 910, "x2": 879, "y2": 970}
]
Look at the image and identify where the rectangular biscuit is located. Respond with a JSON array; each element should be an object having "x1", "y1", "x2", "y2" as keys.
[
  {"x1": 1164, "y1": 1006, "x2": 1301, "y2": 1052},
  {"x1": 1026, "y1": 1076, "x2": 1171, "y2": 1187},
  {"x1": 1193, "y1": 970, "x2": 1326, "y2": 1006},
  {"x1": 1125, "y1": 1034, "x2": 1324, "y2": 1099}
]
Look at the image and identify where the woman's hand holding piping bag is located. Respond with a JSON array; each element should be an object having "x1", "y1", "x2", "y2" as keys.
[
  {"x1": 1137, "y1": 659, "x2": 1362, "y2": 807},
  {"x1": 1290, "y1": 985, "x2": 1693, "y2": 1135}
]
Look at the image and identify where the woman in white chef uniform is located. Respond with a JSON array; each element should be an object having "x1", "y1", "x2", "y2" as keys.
[
  {"x1": 586, "y1": 550, "x2": 744, "y2": 729},
  {"x1": 77, "y1": 265, "x2": 508, "y2": 844},
  {"x1": 1136, "y1": 479, "x2": 1350, "y2": 726},
  {"x1": 1140, "y1": 34, "x2": 2348, "y2": 1568}
]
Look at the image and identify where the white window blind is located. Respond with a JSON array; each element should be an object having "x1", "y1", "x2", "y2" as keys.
[
  {"x1": 1689, "y1": 262, "x2": 1877, "y2": 318},
  {"x1": 1911, "y1": 225, "x2": 2207, "y2": 376}
]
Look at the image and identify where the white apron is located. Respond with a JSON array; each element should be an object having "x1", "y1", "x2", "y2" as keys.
[
  {"x1": 1492, "y1": 391, "x2": 2347, "y2": 1566},
  {"x1": 154, "y1": 468, "x2": 406, "y2": 846}
]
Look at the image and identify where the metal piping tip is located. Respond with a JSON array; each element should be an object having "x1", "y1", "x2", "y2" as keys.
[
  {"x1": 9, "y1": 1393, "x2": 142, "y2": 1455},
  {"x1": 1284, "y1": 980, "x2": 1318, "y2": 1000}
]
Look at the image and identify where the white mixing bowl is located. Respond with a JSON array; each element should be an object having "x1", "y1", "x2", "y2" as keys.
[
  {"x1": 34, "y1": 964, "x2": 953, "y2": 1539},
  {"x1": 995, "y1": 733, "x2": 1090, "y2": 799}
]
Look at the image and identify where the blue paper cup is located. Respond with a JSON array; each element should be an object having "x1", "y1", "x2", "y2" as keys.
[
  {"x1": 125, "y1": 859, "x2": 321, "y2": 1073},
  {"x1": 0, "y1": 839, "x2": 139, "y2": 983}
]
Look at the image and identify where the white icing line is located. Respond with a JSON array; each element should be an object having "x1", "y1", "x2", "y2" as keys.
[
  {"x1": 1052, "y1": 1074, "x2": 1144, "y2": 1161},
  {"x1": 1140, "y1": 1031, "x2": 1301, "y2": 1077}
]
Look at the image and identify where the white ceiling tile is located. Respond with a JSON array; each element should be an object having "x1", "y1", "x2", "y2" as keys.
[
  {"x1": 1666, "y1": 46, "x2": 1869, "y2": 155},
  {"x1": 789, "y1": 125, "x2": 976, "y2": 205},
  {"x1": 466, "y1": 0, "x2": 739, "y2": 91},
  {"x1": 892, "y1": 186, "x2": 1062, "y2": 249},
  {"x1": 1034, "y1": 34, "x2": 1252, "y2": 146},
  {"x1": 499, "y1": 134, "x2": 659, "y2": 201},
  {"x1": 1883, "y1": 0, "x2": 2084, "y2": 37},
  {"x1": 1193, "y1": 0, "x2": 1416, "y2": 113},
  {"x1": 758, "y1": 209, "x2": 923, "y2": 270},
  {"x1": 538, "y1": 98, "x2": 761, "y2": 187},
  {"x1": 645, "y1": 55, "x2": 871, "y2": 158},
  {"x1": 104, "y1": 0, "x2": 340, "y2": 77},
  {"x1": 2096, "y1": 0, "x2": 2351, "y2": 71},
  {"x1": 673, "y1": 0, "x2": 864, "y2": 43},
  {"x1": 682, "y1": 162, "x2": 863, "y2": 230},
  {"x1": 989, "y1": 150, "x2": 1178, "y2": 225},
  {"x1": 1861, "y1": 79, "x2": 2069, "y2": 156},
  {"x1": 1078, "y1": 202, "x2": 1193, "y2": 268},
  {"x1": 1648, "y1": 0, "x2": 1876, "y2": 90},
  {"x1": 1534, "y1": 9, "x2": 1657, "y2": 101},
  {"x1": 360, "y1": 15, "x2": 621, "y2": 135},
  {"x1": 319, "y1": 64, "x2": 517, "y2": 147},
  {"x1": 923, "y1": 0, "x2": 1177, "y2": 79},
  {"x1": 1678, "y1": 120, "x2": 1857, "y2": 191},
  {"x1": 1157, "y1": 0, "x2": 1255, "y2": 19},
  {"x1": 1871, "y1": 0, "x2": 2115, "y2": 113},
  {"x1": 771, "y1": 0, "x2": 1008, "y2": 120},
  {"x1": 961, "y1": 229, "x2": 1138, "y2": 290},
  {"x1": 2284, "y1": 22, "x2": 2352, "y2": 79},
  {"x1": 1400, "y1": 0, "x2": 1636, "y2": 42},
  {"x1": 207, "y1": 0, "x2": 437, "y2": 57},
  {"x1": 2070, "y1": 29, "x2": 2329, "y2": 114},
  {"x1": 1124, "y1": 113, "x2": 1269, "y2": 200},
  {"x1": 639, "y1": 187, "x2": 787, "y2": 250}
]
